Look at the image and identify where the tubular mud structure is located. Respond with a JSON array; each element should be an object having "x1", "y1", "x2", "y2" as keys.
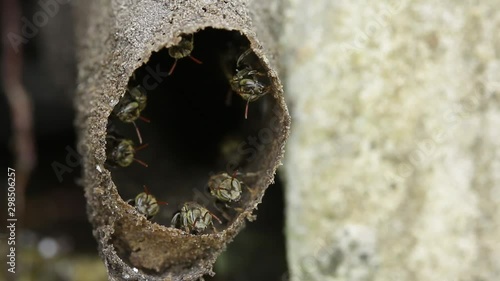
[{"x1": 74, "y1": 0, "x2": 290, "y2": 280}]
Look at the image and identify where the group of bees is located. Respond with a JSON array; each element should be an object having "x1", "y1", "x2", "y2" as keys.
[{"x1": 104, "y1": 34, "x2": 270, "y2": 234}]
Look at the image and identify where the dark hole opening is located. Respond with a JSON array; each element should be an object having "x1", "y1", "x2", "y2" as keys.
[{"x1": 107, "y1": 28, "x2": 277, "y2": 230}]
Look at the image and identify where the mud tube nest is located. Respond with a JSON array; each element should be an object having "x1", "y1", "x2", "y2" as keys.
[{"x1": 74, "y1": 0, "x2": 290, "y2": 280}]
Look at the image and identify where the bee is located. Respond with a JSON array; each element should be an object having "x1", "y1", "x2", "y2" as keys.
[
  {"x1": 105, "y1": 133, "x2": 148, "y2": 168},
  {"x1": 167, "y1": 34, "x2": 202, "y2": 75},
  {"x1": 112, "y1": 85, "x2": 149, "y2": 144},
  {"x1": 127, "y1": 185, "x2": 168, "y2": 220},
  {"x1": 171, "y1": 202, "x2": 222, "y2": 234},
  {"x1": 228, "y1": 49, "x2": 271, "y2": 119},
  {"x1": 208, "y1": 171, "x2": 243, "y2": 204}
]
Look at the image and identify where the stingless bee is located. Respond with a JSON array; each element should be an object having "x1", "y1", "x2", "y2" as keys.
[
  {"x1": 228, "y1": 49, "x2": 271, "y2": 119},
  {"x1": 171, "y1": 202, "x2": 222, "y2": 234},
  {"x1": 105, "y1": 133, "x2": 148, "y2": 168},
  {"x1": 167, "y1": 34, "x2": 202, "y2": 75},
  {"x1": 208, "y1": 171, "x2": 243, "y2": 204},
  {"x1": 112, "y1": 85, "x2": 149, "y2": 144},
  {"x1": 127, "y1": 185, "x2": 168, "y2": 220}
]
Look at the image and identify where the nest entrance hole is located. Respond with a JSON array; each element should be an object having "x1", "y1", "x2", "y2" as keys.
[{"x1": 108, "y1": 28, "x2": 277, "y2": 229}]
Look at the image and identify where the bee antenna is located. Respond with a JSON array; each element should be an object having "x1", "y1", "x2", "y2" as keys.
[
  {"x1": 211, "y1": 212, "x2": 222, "y2": 224},
  {"x1": 132, "y1": 121, "x2": 143, "y2": 144},
  {"x1": 143, "y1": 185, "x2": 150, "y2": 194},
  {"x1": 168, "y1": 59, "x2": 178, "y2": 76},
  {"x1": 244, "y1": 99, "x2": 250, "y2": 119},
  {"x1": 139, "y1": 116, "x2": 150, "y2": 123},
  {"x1": 189, "y1": 55, "x2": 203, "y2": 64},
  {"x1": 133, "y1": 158, "x2": 148, "y2": 167},
  {"x1": 135, "y1": 143, "x2": 149, "y2": 152}
]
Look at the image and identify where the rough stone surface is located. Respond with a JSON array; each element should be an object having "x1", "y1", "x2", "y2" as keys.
[{"x1": 281, "y1": 0, "x2": 500, "y2": 280}]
